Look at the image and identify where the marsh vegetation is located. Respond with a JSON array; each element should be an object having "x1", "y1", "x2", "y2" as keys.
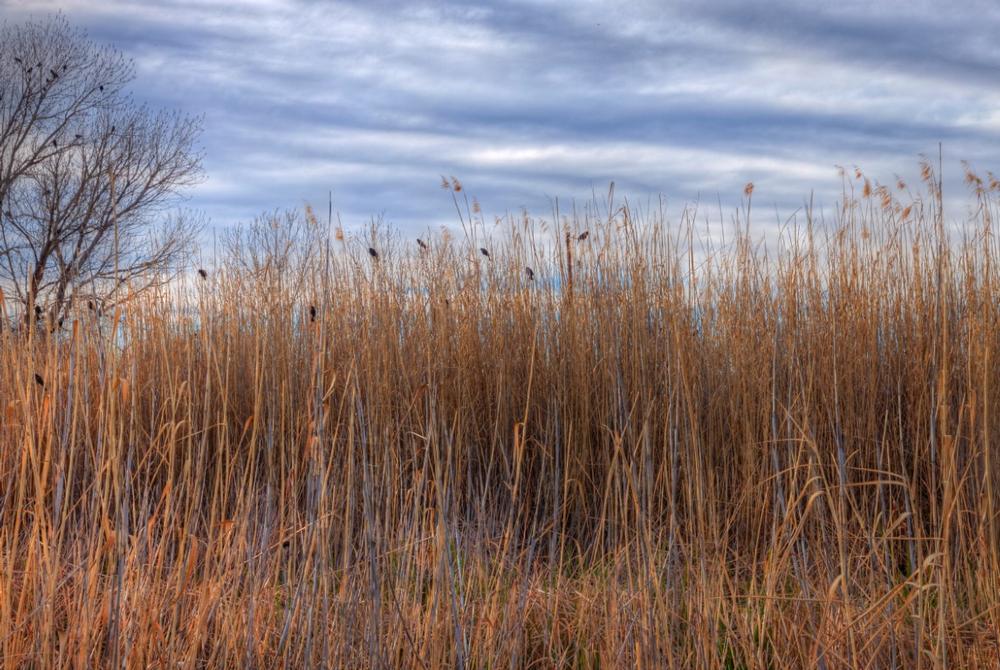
[{"x1": 3, "y1": 161, "x2": 1000, "y2": 668}]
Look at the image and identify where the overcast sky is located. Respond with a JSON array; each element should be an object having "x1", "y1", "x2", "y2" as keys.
[{"x1": 3, "y1": 0, "x2": 1000, "y2": 236}]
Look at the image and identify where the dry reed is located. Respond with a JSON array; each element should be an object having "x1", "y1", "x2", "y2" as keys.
[{"x1": 2, "y1": 165, "x2": 1000, "y2": 668}]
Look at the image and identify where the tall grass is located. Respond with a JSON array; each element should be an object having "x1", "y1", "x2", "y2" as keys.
[{"x1": 2, "y1": 163, "x2": 1000, "y2": 668}]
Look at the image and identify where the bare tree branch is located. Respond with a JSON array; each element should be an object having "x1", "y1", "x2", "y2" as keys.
[{"x1": 0, "y1": 14, "x2": 204, "y2": 325}]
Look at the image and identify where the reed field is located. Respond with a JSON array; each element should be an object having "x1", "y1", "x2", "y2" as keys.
[{"x1": 3, "y1": 163, "x2": 1000, "y2": 668}]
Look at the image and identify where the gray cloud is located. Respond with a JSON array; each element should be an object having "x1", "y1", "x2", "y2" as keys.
[{"x1": 2, "y1": 0, "x2": 999, "y2": 237}]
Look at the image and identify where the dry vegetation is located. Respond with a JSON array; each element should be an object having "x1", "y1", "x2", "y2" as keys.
[{"x1": 2, "y1": 163, "x2": 1000, "y2": 668}]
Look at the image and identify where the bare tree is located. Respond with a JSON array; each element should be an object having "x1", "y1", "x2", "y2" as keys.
[{"x1": 0, "y1": 14, "x2": 203, "y2": 326}]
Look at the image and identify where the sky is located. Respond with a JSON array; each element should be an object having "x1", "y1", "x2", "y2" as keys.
[{"x1": 3, "y1": 0, "x2": 1000, "y2": 238}]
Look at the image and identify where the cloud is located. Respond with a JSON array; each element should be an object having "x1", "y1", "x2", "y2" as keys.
[{"x1": 2, "y1": 0, "x2": 999, "y2": 237}]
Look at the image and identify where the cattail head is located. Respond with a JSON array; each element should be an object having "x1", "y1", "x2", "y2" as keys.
[
  {"x1": 920, "y1": 160, "x2": 933, "y2": 183},
  {"x1": 303, "y1": 204, "x2": 319, "y2": 227},
  {"x1": 309, "y1": 305, "x2": 316, "y2": 322},
  {"x1": 368, "y1": 247, "x2": 379, "y2": 259},
  {"x1": 480, "y1": 247, "x2": 490, "y2": 259},
  {"x1": 197, "y1": 268, "x2": 208, "y2": 279},
  {"x1": 34, "y1": 373, "x2": 44, "y2": 387}
]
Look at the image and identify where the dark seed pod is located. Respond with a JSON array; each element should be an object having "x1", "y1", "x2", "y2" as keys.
[{"x1": 309, "y1": 305, "x2": 317, "y2": 322}]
